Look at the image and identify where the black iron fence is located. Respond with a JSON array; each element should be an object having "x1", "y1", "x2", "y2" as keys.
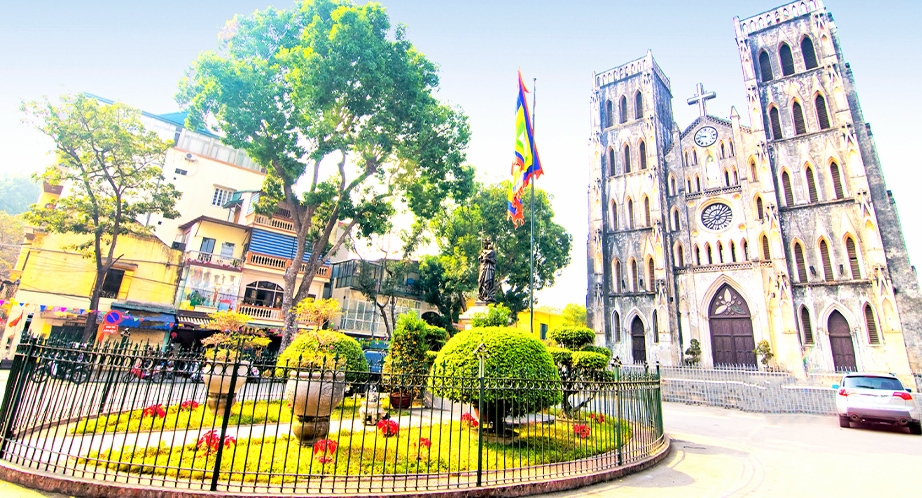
[{"x1": 0, "y1": 340, "x2": 665, "y2": 495}]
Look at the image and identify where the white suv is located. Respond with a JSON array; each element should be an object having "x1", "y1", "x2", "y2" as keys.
[{"x1": 833, "y1": 373, "x2": 921, "y2": 435}]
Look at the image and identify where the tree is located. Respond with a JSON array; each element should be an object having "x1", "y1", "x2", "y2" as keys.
[
  {"x1": 0, "y1": 212, "x2": 24, "y2": 282},
  {"x1": 22, "y1": 94, "x2": 180, "y2": 341},
  {"x1": 423, "y1": 181, "x2": 572, "y2": 318},
  {"x1": 178, "y1": 0, "x2": 472, "y2": 350},
  {"x1": 0, "y1": 174, "x2": 40, "y2": 215},
  {"x1": 546, "y1": 326, "x2": 611, "y2": 418},
  {"x1": 561, "y1": 303, "x2": 587, "y2": 327},
  {"x1": 295, "y1": 297, "x2": 341, "y2": 329}
]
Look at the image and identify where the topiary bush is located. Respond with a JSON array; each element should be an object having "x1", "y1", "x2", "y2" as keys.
[
  {"x1": 470, "y1": 303, "x2": 512, "y2": 327},
  {"x1": 382, "y1": 313, "x2": 438, "y2": 396},
  {"x1": 547, "y1": 326, "x2": 611, "y2": 419},
  {"x1": 275, "y1": 330, "x2": 368, "y2": 383},
  {"x1": 580, "y1": 344, "x2": 612, "y2": 361},
  {"x1": 429, "y1": 327, "x2": 562, "y2": 431},
  {"x1": 547, "y1": 326, "x2": 595, "y2": 350}
]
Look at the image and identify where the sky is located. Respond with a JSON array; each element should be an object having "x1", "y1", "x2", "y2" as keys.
[{"x1": 1, "y1": 0, "x2": 920, "y2": 310}]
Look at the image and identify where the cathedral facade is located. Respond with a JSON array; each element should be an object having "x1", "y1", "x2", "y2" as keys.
[{"x1": 587, "y1": 0, "x2": 922, "y2": 374}]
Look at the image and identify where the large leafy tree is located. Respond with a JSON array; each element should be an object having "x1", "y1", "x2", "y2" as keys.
[
  {"x1": 178, "y1": 0, "x2": 472, "y2": 350},
  {"x1": 0, "y1": 174, "x2": 40, "y2": 215},
  {"x1": 22, "y1": 94, "x2": 180, "y2": 341},
  {"x1": 422, "y1": 181, "x2": 572, "y2": 320}
]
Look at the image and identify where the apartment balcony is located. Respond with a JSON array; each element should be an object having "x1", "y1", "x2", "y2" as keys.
[
  {"x1": 244, "y1": 252, "x2": 332, "y2": 279},
  {"x1": 185, "y1": 250, "x2": 244, "y2": 270},
  {"x1": 237, "y1": 303, "x2": 323, "y2": 325}
]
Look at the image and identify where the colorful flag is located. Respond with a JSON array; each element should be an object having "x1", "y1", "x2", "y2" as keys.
[
  {"x1": 7, "y1": 312, "x2": 22, "y2": 328},
  {"x1": 507, "y1": 70, "x2": 543, "y2": 227}
]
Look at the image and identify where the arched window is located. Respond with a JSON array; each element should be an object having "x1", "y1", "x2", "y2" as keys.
[
  {"x1": 605, "y1": 100, "x2": 613, "y2": 128},
  {"x1": 805, "y1": 166, "x2": 819, "y2": 203},
  {"x1": 794, "y1": 243, "x2": 808, "y2": 282},
  {"x1": 647, "y1": 258, "x2": 655, "y2": 291},
  {"x1": 676, "y1": 243, "x2": 685, "y2": 267},
  {"x1": 623, "y1": 144, "x2": 632, "y2": 173},
  {"x1": 619, "y1": 95, "x2": 628, "y2": 124},
  {"x1": 781, "y1": 171, "x2": 794, "y2": 206},
  {"x1": 756, "y1": 196, "x2": 764, "y2": 220},
  {"x1": 244, "y1": 281, "x2": 285, "y2": 308},
  {"x1": 695, "y1": 175, "x2": 701, "y2": 192},
  {"x1": 819, "y1": 239, "x2": 834, "y2": 281},
  {"x1": 815, "y1": 94, "x2": 831, "y2": 129},
  {"x1": 671, "y1": 208, "x2": 680, "y2": 231},
  {"x1": 610, "y1": 200, "x2": 618, "y2": 230},
  {"x1": 801, "y1": 306, "x2": 814, "y2": 345},
  {"x1": 865, "y1": 305, "x2": 880, "y2": 344},
  {"x1": 761, "y1": 235, "x2": 771, "y2": 260},
  {"x1": 615, "y1": 261, "x2": 622, "y2": 292},
  {"x1": 643, "y1": 197, "x2": 651, "y2": 226},
  {"x1": 607, "y1": 148, "x2": 615, "y2": 176},
  {"x1": 686, "y1": 177, "x2": 692, "y2": 192},
  {"x1": 652, "y1": 310, "x2": 659, "y2": 343},
  {"x1": 720, "y1": 142, "x2": 726, "y2": 159},
  {"x1": 634, "y1": 91, "x2": 643, "y2": 119},
  {"x1": 669, "y1": 175, "x2": 676, "y2": 195},
  {"x1": 730, "y1": 241, "x2": 737, "y2": 262},
  {"x1": 639, "y1": 141, "x2": 647, "y2": 170},
  {"x1": 717, "y1": 241, "x2": 724, "y2": 263},
  {"x1": 630, "y1": 259, "x2": 639, "y2": 291},
  {"x1": 830, "y1": 161, "x2": 845, "y2": 199},
  {"x1": 792, "y1": 101, "x2": 806, "y2": 135},
  {"x1": 731, "y1": 167, "x2": 739, "y2": 185},
  {"x1": 724, "y1": 169, "x2": 731, "y2": 187},
  {"x1": 801, "y1": 36, "x2": 818, "y2": 70},
  {"x1": 694, "y1": 245, "x2": 701, "y2": 266},
  {"x1": 692, "y1": 149, "x2": 698, "y2": 165},
  {"x1": 779, "y1": 43, "x2": 795, "y2": 76},
  {"x1": 684, "y1": 150, "x2": 689, "y2": 165},
  {"x1": 769, "y1": 107, "x2": 783, "y2": 140},
  {"x1": 750, "y1": 159, "x2": 758, "y2": 181},
  {"x1": 729, "y1": 139, "x2": 735, "y2": 157},
  {"x1": 742, "y1": 239, "x2": 749, "y2": 260},
  {"x1": 627, "y1": 199, "x2": 635, "y2": 229},
  {"x1": 846, "y1": 236, "x2": 860, "y2": 279},
  {"x1": 613, "y1": 311, "x2": 621, "y2": 342},
  {"x1": 706, "y1": 243, "x2": 713, "y2": 265},
  {"x1": 759, "y1": 51, "x2": 774, "y2": 81}
]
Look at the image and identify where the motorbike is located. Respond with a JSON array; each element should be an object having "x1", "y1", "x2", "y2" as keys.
[
  {"x1": 120, "y1": 358, "x2": 163, "y2": 383},
  {"x1": 30, "y1": 349, "x2": 91, "y2": 385}
]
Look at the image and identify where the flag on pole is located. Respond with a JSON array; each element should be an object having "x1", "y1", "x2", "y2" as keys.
[{"x1": 507, "y1": 70, "x2": 543, "y2": 227}]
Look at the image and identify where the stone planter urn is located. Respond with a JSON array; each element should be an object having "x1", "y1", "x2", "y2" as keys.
[
  {"x1": 285, "y1": 371, "x2": 346, "y2": 446},
  {"x1": 202, "y1": 361, "x2": 251, "y2": 413}
]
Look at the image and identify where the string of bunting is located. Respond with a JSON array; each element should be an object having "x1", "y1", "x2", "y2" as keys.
[{"x1": 0, "y1": 300, "x2": 175, "y2": 329}]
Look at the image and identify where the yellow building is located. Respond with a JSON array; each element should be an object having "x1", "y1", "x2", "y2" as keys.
[{"x1": 513, "y1": 308, "x2": 566, "y2": 341}]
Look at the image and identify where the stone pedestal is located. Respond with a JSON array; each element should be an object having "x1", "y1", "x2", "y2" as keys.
[
  {"x1": 291, "y1": 415, "x2": 332, "y2": 446},
  {"x1": 458, "y1": 301, "x2": 491, "y2": 330}
]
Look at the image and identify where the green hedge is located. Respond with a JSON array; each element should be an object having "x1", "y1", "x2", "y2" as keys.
[
  {"x1": 571, "y1": 351, "x2": 608, "y2": 370},
  {"x1": 580, "y1": 345, "x2": 612, "y2": 361},
  {"x1": 547, "y1": 326, "x2": 595, "y2": 349},
  {"x1": 276, "y1": 330, "x2": 368, "y2": 383},
  {"x1": 429, "y1": 327, "x2": 562, "y2": 416}
]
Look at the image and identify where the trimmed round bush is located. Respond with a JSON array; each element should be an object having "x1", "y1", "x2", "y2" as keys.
[
  {"x1": 546, "y1": 347, "x2": 572, "y2": 366},
  {"x1": 429, "y1": 327, "x2": 562, "y2": 417},
  {"x1": 276, "y1": 330, "x2": 368, "y2": 383},
  {"x1": 547, "y1": 326, "x2": 595, "y2": 349},
  {"x1": 580, "y1": 345, "x2": 612, "y2": 361},
  {"x1": 571, "y1": 351, "x2": 609, "y2": 370}
]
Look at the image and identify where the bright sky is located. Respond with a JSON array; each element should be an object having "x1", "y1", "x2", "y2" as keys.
[{"x1": 1, "y1": 0, "x2": 920, "y2": 309}]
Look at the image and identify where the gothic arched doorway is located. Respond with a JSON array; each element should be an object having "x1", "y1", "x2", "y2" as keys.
[
  {"x1": 708, "y1": 284, "x2": 756, "y2": 367},
  {"x1": 828, "y1": 310, "x2": 856, "y2": 371},
  {"x1": 630, "y1": 316, "x2": 646, "y2": 364}
]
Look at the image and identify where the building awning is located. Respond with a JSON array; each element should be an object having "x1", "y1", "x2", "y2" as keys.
[
  {"x1": 176, "y1": 310, "x2": 216, "y2": 330},
  {"x1": 110, "y1": 301, "x2": 177, "y2": 331}
]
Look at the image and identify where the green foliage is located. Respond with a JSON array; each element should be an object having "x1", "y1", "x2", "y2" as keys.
[
  {"x1": 470, "y1": 303, "x2": 512, "y2": 327},
  {"x1": 0, "y1": 211, "x2": 24, "y2": 281},
  {"x1": 383, "y1": 313, "x2": 430, "y2": 376},
  {"x1": 684, "y1": 339, "x2": 702, "y2": 366},
  {"x1": 561, "y1": 304, "x2": 587, "y2": 327},
  {"x1": 547, "y1": 326, "x2": 595, "y2": 350},
  {"x1": 275, "y1": 330, "x2": 368, "y2": 382},
  {"x1": 417, "y1": 254, "x2": 468, "y2": 328},
  {"x1": 580, "y1": 345, "x2": 612, "y2": 361},
  {"x1": 753, "y1": 340, "x2": 774, "y2": 367},
  {"x1": 428, "y1": 182, "x2": 572, "y2": 317},
  {"x1": 178, "y1": 0, "x2": 473, "y2": 349},
  {"x1": 429, "y1": 327, "x2": 562, "y2": 416},
  {"x1": 0, "y1": 174, "x2": 39, "y2": 215},
  {"x1": 546, "y1": 347, "x2": 571, "y2": 366},
  {"x1": 571, "y1": 351, "x2": 609, "y2": 371}
]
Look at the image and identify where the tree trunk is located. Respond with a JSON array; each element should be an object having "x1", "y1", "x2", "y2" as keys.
[{"x1": 82, "y1": 271, "x2": 105, "y2": 343}]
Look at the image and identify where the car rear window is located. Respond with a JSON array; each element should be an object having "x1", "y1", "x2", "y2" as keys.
[{"x1": 842, "y1": 376, "x2": 904, "y2": 390}]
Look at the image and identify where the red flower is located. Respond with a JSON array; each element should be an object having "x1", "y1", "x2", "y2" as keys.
[
  {"x1": 313, "y1": 439, "x2": 338, "y2": 464},
  {"x1": 377, "y1": 419, "x2": 399, "y2": 437},
  {"x1": 418, "y1": 437, "x2": 432, "y2": 449},
  {"x1": 197, "y1": 430, "x2": 236, "y2": 456},
  {"x1": 180, "y1": 400, "x2": 200, "y2": 411},
  {"x1": 573, "y1": 424, "x2": 591, "y2": 439},
  {"x1": 460, "y1": 412, "x2": 479, "y2": 428},
  {"x1": 142, "y1": 404, "x2": 166, "y2": 418}
]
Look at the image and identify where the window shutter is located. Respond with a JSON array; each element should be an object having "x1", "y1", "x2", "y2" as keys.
[
  {"x1": 865, "y1": 306, "x2": 880, "y2": 344},
  {"x1": 795, "y1": 243, "x2": 808, "y2": 282},
  {"x1": 781, "y1": 171, "x2": 794, "y2": 206},
  {"x1": 620, "y1": 96, "x2": 628, "y2": 124},
  {"x1": 801, "y1": 307, "x2": 814, "y2": 344},
  {"x1": 780, "y1": 43, "x2": 795, "y2": 76},
  {"x1": 639, "y1": 141, "x2": 647, "y2": 170},
  {"x1": 820, "y1": 240, "x2": 833, "y2": 281},
  {"x1": 634, "y1": 92, "x2": 643, "y2": 119},
  {"x1": 806, "y1": 167, "x2": 819, "y2": 203},
  {"x1": 815, "y1": 95, "x2": 831, "y2": 129},
  {"x1": 624, "y1": 144, "x2": 632, "y2": 173},
  {"x1": 631, "y1": 260, "x2": 638, "y2": 291},
  {"x1": 801, "y1": 37, "x2": 818, "y2": 69},
  {"x1": 761, "y1": 236, "x2": 771, "y2": 260},
  {"x1": 846, "y1": 237, "x2": 860, "y2": 279},
  {"x1": 628, "y1": 200, "x2": 634, "y2": 229},
  {"x1": 830, "y1": 162, "x2": 845, "y2": 199},
  {"x1": 792, "y1": 102, "x2": 806, "y2": 135},
  {"x1": 759, "y1": 51, "x2": 774, "y2": 81},
  {"x1": 644, "y1": 197, "x2": 651, "y2": 226},
  {"x1": 769, "y1": 108, "x2": 783, "y2": 140},
  {"x1": 757, "y1": 196, "x2": 764, "y2": 220},
  {"x1": 613, "y1": 260, "x2": 620, "y2": 292},
  {"x1": 677, "y1": 245, "x2": 685, "y2": 267},
  {"x1": 647, "y1": 259, "x2": 655, "y2": 291},
  {"x1": 611, "y1": 201, "x2": 618, "y2": 230}
]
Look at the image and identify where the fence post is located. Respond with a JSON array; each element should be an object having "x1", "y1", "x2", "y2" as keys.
[
  {"x1": 0, "y1": 338, "x2": 37, "y2": 456},
  {"x1": 475, "y1": 344, "x2": 487, "y2": 488},
  {"x1": 614, "y1": 357, "x2": 623, "y2": 466},
  {"x1": 209, "y1": 355, "x2": 241, "y2": 491}
]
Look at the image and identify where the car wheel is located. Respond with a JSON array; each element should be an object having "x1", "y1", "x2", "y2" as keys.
[
  {"x1": 909, "y1": 422, "x2": 922, "y2": 435},
  {"x1": 839, "y1": 415, "x2": 850, "y2": 428}
]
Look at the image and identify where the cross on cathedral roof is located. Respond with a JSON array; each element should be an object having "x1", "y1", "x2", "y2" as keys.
[{"x1": 687, "y1": 83, "x2": 716, "y2": 117}]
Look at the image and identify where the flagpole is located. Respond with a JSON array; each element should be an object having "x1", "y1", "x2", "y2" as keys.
[{"x1": 530, "y1": 77, "x2": 536, "y2": 337}]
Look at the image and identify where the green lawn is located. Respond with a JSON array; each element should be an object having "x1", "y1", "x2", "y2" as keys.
[{"x1": 78, "y1": 416, "x2": 632, "y2": 482}]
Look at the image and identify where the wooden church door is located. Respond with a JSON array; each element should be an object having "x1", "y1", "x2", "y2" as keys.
[
  {"x1": 828, "y1": 310, "x2": 856, "y2": 371},
  {"x1": 631, "y1": 316, "x2": 647, "y2": 364},
  {"x1": 708, "y1": 284, "x2": 757, "y2": 367}
]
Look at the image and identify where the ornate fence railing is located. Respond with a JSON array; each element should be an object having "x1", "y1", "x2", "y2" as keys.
[{"x1": 0, "y1": 340, "x2": 665, "y2": 495}]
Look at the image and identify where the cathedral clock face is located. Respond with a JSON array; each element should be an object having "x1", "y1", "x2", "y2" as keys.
[
  {"x1": 694, "y1": 126, "x2": 718, "y2": 147},
  {"x1": 701, "y1": 202, "x2": 733, "y2": 231}
]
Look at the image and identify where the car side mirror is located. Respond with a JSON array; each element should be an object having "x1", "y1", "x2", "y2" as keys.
[
  {"x1": 907, "y1": 388, "x2": 913, "y2": 393},
  {"x1": 831, "y1": 384, "x2": 839, "y2": 389}
]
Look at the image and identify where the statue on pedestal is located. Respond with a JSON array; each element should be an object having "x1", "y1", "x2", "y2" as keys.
[{"x1": 477, "y1": 239, "x2": 497, "y2": 304}]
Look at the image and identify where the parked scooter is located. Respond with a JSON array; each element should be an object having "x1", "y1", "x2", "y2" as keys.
[{"x1": 30, "y1": 348, "x2": 91, "y2": 385}]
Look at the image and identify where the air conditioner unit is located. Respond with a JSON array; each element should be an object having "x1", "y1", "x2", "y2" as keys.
[
  {"x1": 171, "y1": 242, "x2": 186, "y2": 251},
  {"x1": 183, "y1": 152, "x2": 197, "y2": 162}
]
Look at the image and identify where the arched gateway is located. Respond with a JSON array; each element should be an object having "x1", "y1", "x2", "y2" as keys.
[
  {"x1": 828, "y1": 310, "x2": 856, "y2": 371},
  {"x1": 630, "y1": 316, "x2": 647, "y2": 364},
  {"x1": 708, "y1": 284, "x2": 757, "y2": 367}
]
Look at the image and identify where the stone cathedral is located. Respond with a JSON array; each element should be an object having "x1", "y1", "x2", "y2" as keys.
[{"x1": 587, "y1": 0, "x2": 922, "y2": 375}]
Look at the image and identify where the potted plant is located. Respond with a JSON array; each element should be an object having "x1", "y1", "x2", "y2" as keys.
[
  {"x1": 276, "y1": 329, "x2": 368, "y2": 445},
  {"x1": 200, "y1": 310, "x2": 270, "y2": 413}
]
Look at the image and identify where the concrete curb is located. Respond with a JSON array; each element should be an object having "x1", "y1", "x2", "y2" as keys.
[{"x1": 0, "y1": 436, "x2": 670, "y2": 498}]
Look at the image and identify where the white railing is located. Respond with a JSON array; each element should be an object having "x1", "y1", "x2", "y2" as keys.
[
  {"x1": 245, "y1": 252, "x2": 331, "y2": 278},
  {"x1": 185, "y1": 250, "x2": 243, "y2": 269},
  {"x1": 238, "y1": 304, "x2": 282, "y2": 321},
  {"x1": 254, "y1": 214, "x2": 294, "y2": 232}
]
